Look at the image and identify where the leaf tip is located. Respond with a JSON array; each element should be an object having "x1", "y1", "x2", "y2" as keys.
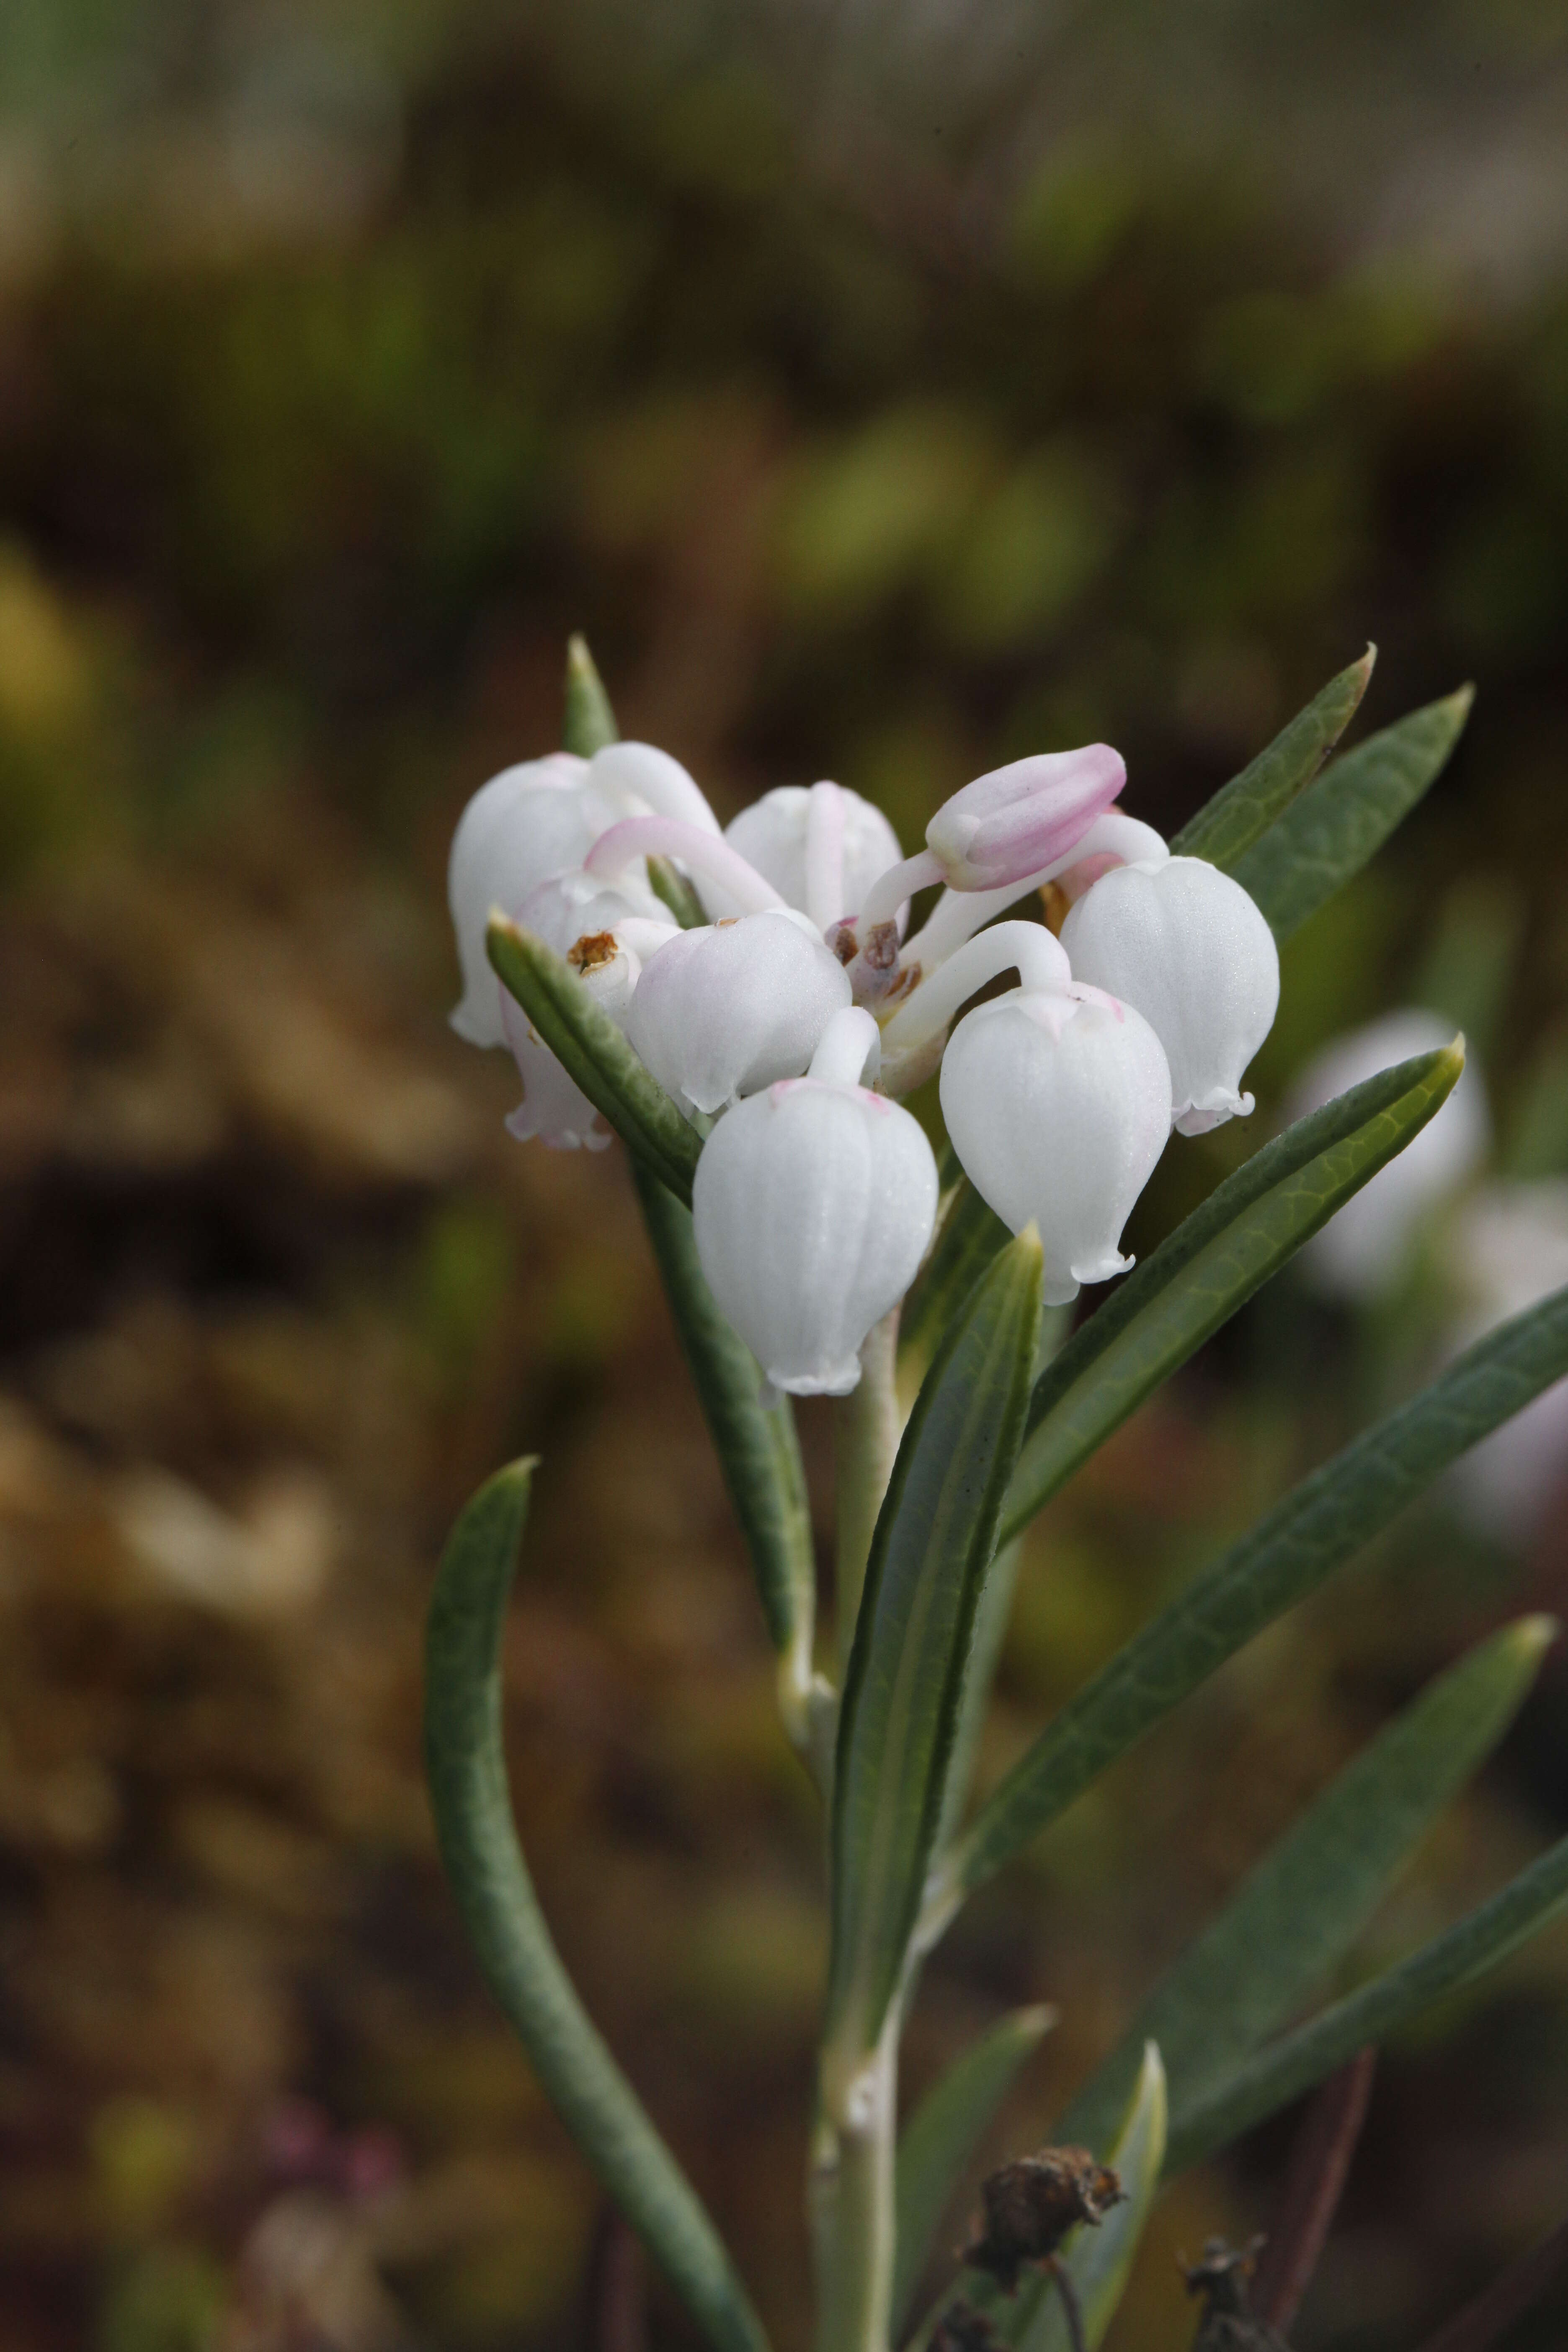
[
  {"x1": 1509, "y1": 1612, "x2": 1560, "y2": 1666},
  {"x1": 1443, "y1": 681, "x2": 1478, "y2": 729},
  {"x1": 1018, "y1": 2001, "x2": 1060, "y2": 2040}
]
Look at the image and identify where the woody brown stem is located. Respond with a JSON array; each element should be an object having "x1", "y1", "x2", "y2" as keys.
[{"x1": 1252, "y1": 2048, "x2": 1375, "y2": 2335}]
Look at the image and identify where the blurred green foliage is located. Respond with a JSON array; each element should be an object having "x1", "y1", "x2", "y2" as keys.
[{"x1": 3, "y1": 7, "x2": 1568, "y2": 2351}]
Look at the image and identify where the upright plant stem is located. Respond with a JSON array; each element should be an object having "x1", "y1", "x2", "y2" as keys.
[
  {"x1": 813, "y1": 2017, "x2": 901, "y2": 2352},
  {"x1": 835, "y1": 1309, "x2": 903, "y2": 1678}
]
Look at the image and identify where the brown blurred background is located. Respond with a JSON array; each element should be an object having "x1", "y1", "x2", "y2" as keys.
[{"x1": 3, "y1": 5, "x2": 1568, "y2": 2348}]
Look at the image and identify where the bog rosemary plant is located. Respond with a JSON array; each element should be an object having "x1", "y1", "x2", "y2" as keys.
[{"x1": 426, "y1": 637, "x2": 1568, "y2": 2352}]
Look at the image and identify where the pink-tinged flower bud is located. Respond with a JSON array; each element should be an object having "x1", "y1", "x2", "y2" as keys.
[
  {"x1": 725, "y1": 782, "x2": 904, "y2": 934},
  {"x1": 448, "y1": 756, "x2": 593, "y2": 1047},
  {"x1": 927, "y1": 746, "x2": 1126, "y2": 891},
  {"x1": 1061, "y1": 856, "x2": 1279, "y2": 1135},
  {"x1": 692, "y1": 1010, "x2": 939, "y2": 1396},
  {"x1": 941, "y1": 985, "x2": 1172, "y2": 1305},
  {"x1": 626, "y1": 911, "x2": 853, "y2": 1117},
  {"x1": 1291, "y1": 1011, "x2": 1491, "y2": 1302}
]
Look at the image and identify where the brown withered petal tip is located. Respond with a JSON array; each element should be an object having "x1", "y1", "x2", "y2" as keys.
[{"x1": 962, "y1": 2147, "x2": 1125, "y2": 2294}]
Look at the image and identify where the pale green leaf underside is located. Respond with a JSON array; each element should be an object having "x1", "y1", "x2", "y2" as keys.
[
  {"x1": 829, "y1": 1233, "x2": 1043, "y2": 2057},
  {"x1": 1171, "y1": 646, "x2": 1374, "y2": 871},
  {"x1": 998, "y1": 1043, "x2": 1462, "y2": 1548},
  {"x1": 954, "y1": 1282, "x2": 1568, "y2": 1903},
  {"x1": 892, "y1": 2004, "x2": 1057, "y2": 2331},
  {"x1": 488, "y1": 916, "x2": 702, "y2": 1203},
  {"x1": 1060, "y1": 1616, "x2": 1555, "y2": 2158},
  {"x1": 1168, "y1": 1828, "x2": 1568, "y2": 2173},
  {"x1": 1233, "y1": 686, "x2": 1473, "y2": 942},
  {"x1": 425, "y1": 1463, "x2": 769, "y2": 2352},
  {"x1": 632, "y1": 1160, "x2": 813, "y2": 1661}
]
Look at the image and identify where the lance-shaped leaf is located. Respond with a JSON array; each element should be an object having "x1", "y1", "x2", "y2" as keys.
[
  {"x1": 1017, "y1": 2043, "x2": 1167, "y2": 2352},
  {"x1": 1059, "y1": 1617, "x2": 1556, "y2": 2159},
  {"x1": 941, "y1": 1283, "x2": 1568, "y2": 1918},
  {"x1": 825, "y1": 1232, "x2": 1044, "y2": 2069},
  {"x1": 997, "y1": 1043, "x2": 1462, "y2": 1550},
  {"x1": 899, "y1": 1173, "x2": 1013, "y2": 1395},
  {"x1": 1171, "y1": 647, "x2": 1375, "y2": 871},
  {"x1": 564, "y1": 631, "x2": 619, "y2": 758},
  {"x1": 425, "y1": 1463, "x2": 770, "y2": 2352},
  {"x1": 488, "y1": 916, "x2": 701, "y2": 1204},
  {"x1": 1233, "y1": 686, "x2": 1474, "y2": 943},
  {"x1": 925, "y1": 2046, "x2": 1168, "y2": 2352},
  {"x1": 631, "y1": 1158, "x2": 815, "y2": 1677},
  {"x1": 892, "y1": 2004, "x2": 1058, "y2": 2332},
  {"x1": 1168, "y1": 1828, "x2": 1568, "y2": 2174}
]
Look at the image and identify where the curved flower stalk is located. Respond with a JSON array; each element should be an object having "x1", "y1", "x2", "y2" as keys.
[
  {"x1": 431, "y1": 643, "x2": 1568, "y2": 2352},
  {"x1": 691, "y1": 1009, "x2": 939, "y2": 1397}
]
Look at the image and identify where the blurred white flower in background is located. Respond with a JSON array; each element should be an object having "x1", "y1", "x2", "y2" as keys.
[
  {"x1": 1290, "y1": 1009, "x2": 1491, "y2": 1301},
  {"x1": 1447, "y1": 1181, "x2": 1568, "y2": 1543}
]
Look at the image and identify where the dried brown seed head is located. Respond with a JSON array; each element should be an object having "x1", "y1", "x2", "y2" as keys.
[{"x1": 962, "y1": 2147, "x2": 1125, "y2": 2294}]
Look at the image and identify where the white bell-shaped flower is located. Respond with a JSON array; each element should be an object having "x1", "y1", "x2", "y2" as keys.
[
  {"x1": 941, "y1": 983, "x2": 1172, "y2": 1305},
  {"x1": 500, "y1": 877, "x2": 676, "y2": 1152},
  {"x1": 725, "y1": 781, "x2": 903, "y2": 934},
  {"x1": 449, "y1": 741, "x2": 720, "y2": 1047},
  {"x1": 1291, "y1": 1009, "x2": 1491, "y2": 1302},
  {"x1": 626, "y1": 910, "x2": 853, "y2": 1117},
  {"x1": 1060, "y1": 855, "x2": 1279, "y2": 1135},
  {"x1": 692, "y1": 1009, "x2": 939, "y2": 1396},
  {"x1": 448, "y1": 755, "x2": 595, "y2": 1047}
]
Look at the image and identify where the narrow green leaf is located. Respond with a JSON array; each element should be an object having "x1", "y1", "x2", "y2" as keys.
[
  {"x1": 998, "y1": 1044, "x2": 1463, "y2": 1550},
  {"x1": 488, "y1": 916, "x2": 701, "y2": 1204},
  {"x1": 892, "y1": 2005, "x2": 1058, "y2": 2331},
  {"x1": 1171, "y1": 647, "x2": 1375, "y2": 870},
  {"x1": 1233, "y1": 686, "x2": 1474, "y2": 943},
  {"x1": 827, "y1": 1233, "x2": 1044, "y2": 2064},
  {"x1": 1061, "y1": 1617, "x2": 1556, "y2": 2158},
  {"x1": 949, "y1": 1283, "x2": 1568, "y2": 1910},
  {"x1": 631, "y1": 1158, "x2": 814, "y2": 1665},
  {"x1": 1017, "y1": 2043, "x2": 1167, "y2": 2352},
  {"x1": 425, "y1": 1463, "x2": 769, "y2": 2352},
  {"x1": 899, "y1": 1176, "x2": 1013, "y2": 1392},
  {"x1": 1168, "y1": 1829, "x2": 1568, "y2": 2174},
  {"x1": 564, "y1": 632, "x2": 619, "y2": 757}
]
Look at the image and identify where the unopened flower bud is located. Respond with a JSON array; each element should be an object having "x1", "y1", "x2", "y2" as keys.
[
  {"x1": 626, "y1": 910, "x2": 853, "y2": 1116},
  {"x1": 692, "y1": 1009, "x2": 939, "y2": 1395},
  {"x1": 926, "y1": 746, "x2": 1125, "y2": 892},
  {"x1": 1061, "y1": 856, "x2": 1279, "y2": 1134},
  {"x1": 941, "y1": 984, "x2": 1172, "y2": 1305}
]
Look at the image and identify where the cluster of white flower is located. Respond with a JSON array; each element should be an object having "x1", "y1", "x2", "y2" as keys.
[{"x1": 448, "y1": 740, "x2": 1280, "y2": 1397}]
